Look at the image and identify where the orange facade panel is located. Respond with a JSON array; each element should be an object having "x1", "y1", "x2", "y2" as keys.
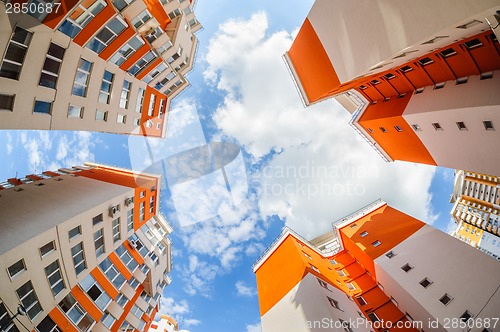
[
  {"x1": 287, "y1": 18, "x2": 341, "y2": 104},
  {"x1": 112, "y1": 285, "x2": 144, "y2": 331},
  {"x1": 109, "y1": 252, "x2": 133, "y2": 280},
  {"x1": 124, "y1": 239, "x2": 145, "y2": 264},
  {"x1": 48, "y1": 307, "x2": 79, "y2": 332},
  {"x1": 71, "y1": 286, "x2": 103, "y2": 322},
  {"x1": 78, "y1": 166, "x2": 157, "y2": 189},
  {"x1": 144, "y1": 0, "x2": 171, "y2": 30},
  {"x1": 120, "y1": 43, "x2": 151, "y2": 71},
  {"x1": 91, "y1": 267, "x2": 120, "y2": 299},
  {"x1": 136, "y1": 58, "x2": 163, "y2": 81},
  {"x1": 73, "y1": 2, "x2": 116, "y2": 47},
  {"x1": 43, "y1": 0, "x2": 79, "y2": 29}
]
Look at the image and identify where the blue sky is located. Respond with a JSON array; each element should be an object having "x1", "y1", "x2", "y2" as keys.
[{"x1": 0, "y1": 1, "x2": 457, "y2": 331}]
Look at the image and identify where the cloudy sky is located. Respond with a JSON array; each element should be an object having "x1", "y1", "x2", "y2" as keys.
[{"x1": 0, "y1": 0, "x2": 457, "y2": 331}]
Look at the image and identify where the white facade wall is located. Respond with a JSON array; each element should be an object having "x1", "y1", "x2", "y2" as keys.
[
  {"x1": 402, "y1": 72, "x2": 500, "y2": 175},
  {"x1": 307, "y1": 0, "x2": 500, "y2": 82},
  {"x1": 375, "y1": 225, "x2": 500, "y2": 332},
  {"x1": 261, "y1": 273, "x2": 371, "y2": 332}
]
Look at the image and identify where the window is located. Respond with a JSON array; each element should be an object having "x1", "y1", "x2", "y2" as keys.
[
  {"x1": 80, "y1": 275, "x2": 111, "y2": 310},
  {"x1": 168, "y1": 8, "x2": 181, "y2": 19},
  {"x1": 0, "y1": 301, "x2": 20, "y2": 332},
  {"x1": 40, "y1": 241, "x2": 56, "y2": 257},
  {"x1": 412, "y1": 124, "x2": 422, "y2": 131},
  {"x1": 386, "y1": 251, "x2": 395, "y2": 258},
  {"x1": 95, "y1": 110, "x2": 108, "y2": 122},
  {"x1": 45, "y1": 260, "x2": 65, "y2": 297},
  {"x1": 394, "y1": 125, "x2": 403, "y2": 132},
  {"x1": 149, "y1": 196, "x2": 154, "y2": 213},
  {"x1": 117, "y1": 114, "x2": 127, "y2": 124},
  {"x1": 112, "y1": 218, "x2": 121, "y2": 243},
  {"x1": 329, "y1": 259, "x2": 337, "y2": 265},
  {"x1": 99, "y1": 70, "x2": 114, "y2": 104},
  {"x1": 327, "y1": 297, "x2": 341, "y2": 310},
  {"x1": 415, "y1": 87, "x2": 425, "y2": 94},
  {"x1": 147, "y1": 94, "x2": 156, "y2": 116},
  {"x1": 58, "y1": 294, "x2": 94, "y2": 331},
  {"x1": 39, "y1": 43, "x2": 66, "y2": 89},
  {"x1": 115, "y1": 293, "x2": 128, "y2": 307},
  {"x1": 158, "y1": 99, "x2": 165, "y2": 118},
  {"x1": 464, "y1": 38, "x2": 482, "y2": 49},
  {"x1": 309, "y1": 264, "x2": 320, "y2": 273},
  {"x1": 459, "y1": 311, "x2": 473, "y2": 322},
  {"x1": 72, "y1": 58, "x2": 92, "y2": 97},
  {"x1": 8, "y1": 259, "x2": 26, "y2": 278},
  {"x1": 130, "y1": 305, "x2": 143, "y2": 318},
  {"x1": 58, "y1": 0, "x2": 107, "y2": 38},
  {"x1": 379, "y1": 127, "x2": 387, "y2": 133},
  {"x1": 127, "y1": 209, "x2": 134, "y2": 231},
  {"x1": 439, "y1": 293, "x2": 453, "y2": 305},
  {"x1": 370, "y1": 79, "x2": 380, "y2": 85},
  {"x1": 360, "y1": 231, "x2": 368, "y2": 237},
  {"x1": 86, "y1": 17, "x2": 127, "y2": 54},
  {"x1": 456, "y1": 122, "x2": 467, "y2": 131},
  {"x1": 36, "y1": 315, "x2": 61, "y2": 332},
  {"x1": 350, "y1": 223, "x2": 357, "y2": 228},
  {"x1": 0, "y1": 26, "x2": 33, "y2": 80},
  {"x1": 378, "y1": 282, "x2": 384, "y2": 291},
  {"x1": 101, "y1": 312, "x2": 116, "y2": 329},
  {"x1": 16, "y1": 281, "x2": 42, "y2": 319},
  {"x1": 302, "y1": 252, "x2": 312, "y2": 260},
  {"x1": 128, "y1": 276, "x2": 140, "y2": 289},
  {"x1": 33, "y1": 100, "x2": 52, "y2": 114},
  {"x1": 120, "y1": 80, "x2": 131, "y2": 109},
  {"x1": 144, "y1": 27, "x2": 163, "y2": 43},
  {"x1": 356, "y1": 296, "x2": 367, "y2": 306},
  {"x1": 131, "y1": 10, "x2": 152, "y2": 28},
  {"x1": 400, "y1": 65, "x2": 412, "y2": 73},
  {"x1": 418, "y1": 57, "x2": 434, "y2": 66},
  {"x1": 143, "y1": 62, "x2": 168, "y2": 84},
  {"x1": 359, "y1": 85, "x2": 367, "y2": 90},
  {"x1": 419, "y1": 277, "x2": 433, "y2": 288},
  {"x1": 401, "y1": 263, "x2": 413, "y2": 272},
  {"x1": 440, "y1": 48, "x2": 457, "y2": 58},
  {"x1": 135, "y1": 88, "x2": 145, "y2": 113},
  {"x1": 91, "y1": 213, "x2": 103, "y2": 226},
  {"x1": 346, "y1": 283, "x2": 356, "y2": 291},
  {"x1": 337, "y1": 270, "x2": 346, "y2": 277},
  {"x1": 456, "y1": 77, "x2": 468, "y2": 85},
  {"x1": 140, "y1": 202, "x2": 145, "y2": 221},
  {"x1": 339, "y1": 319, "x2": 353, "y2": 332},
  {"x1": 157, "y1": 41, "x2": 173, "y2": 54},
  {"x1": 372, "y1": 240, "x2": 381, "y2": 247},
  {"x1": 432, "y1": 123, "x2": 443, "y2": 131},
  {"x1": 434, "y1": 82, "x2": 445, "y2": 89},
  {"x1": 167, "y1": 47, "x2": 182, "y2": 64},
  {"x1": 69, "y1": 226, "x2": 81, "y2": 239},
  {"x1": 99, "y1": 258, "x2": 126, "y2": 289},
  {"x1": 0, "y1": 94, "x2": 15, "y2": 111},
  {"x1": 367, "y1": 312, "x2": 380, "y2": 322},
  {"x1": 120, "y1": 320, "x2": 134, "y2": 331},
  {"x1": 390, "y1": 296, "x2": 398, "y2": 306},
  {"x1": 384, "y1": 73, "x2": 396, "y2": 80},
  {"x1": 111, "y1": 0, "x2": 133, "y2": 11},
  {"x1": 481, "y1": 72, "x2": 493, "y2": 80},
  {"x1": 67, "y1": 105, "x2": 84, "y2": 119},
  {"x1": 94, "y1": 228, "x2": 105, "y2": 257},
  {"x1": 71, "y1": 242, "x2": 87, "y2": 275},
  {"x1": 317, "y1": 279, "x2": 328, "y2": 289},
  {"x1": 110, "y1": 36, "x2": 145, "y2": 66},
  {"x1": 483, "y1": 121, "x2": 494, "y2": 131},
  {"x1": 128, "y1": 51, "x2": 156, "y2": 76},
  {"x1": 116, "y1": 245, "x2": 138, "y2": 272}
]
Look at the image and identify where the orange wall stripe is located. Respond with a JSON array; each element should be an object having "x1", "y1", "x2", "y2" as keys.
[
  {"x1": 91, "y1": 267, "x2": 120, "y2": 299},
  {"x1": 78, "y1": 166, "x2": 157, "y2": 188},
  {"x1": 109, "y1": 252, "x2": 134, "y2": 280},
  {"x1": 71, "y1": 285, "x2": 103, "y2": 322},
  {"x1": 73, "y1": 3, "x2": 116, "y2": 47},
  {"x1": 99, "y1": 26, "x2": 136, "y2": 61},
  {"x1": 43, "y1": 0, "x2": 79, "y2": 29},
  {"x1": 287, "y1": 18, "x2": 341, "y2": 103},
  {"x1": 144, "y1": 0, "x2": 171, "y2": 30},
  {"x1": 120, "y1": 43, "x2": 150, "y2": 71},
  {"x1": 136, "y1": 57, "x2": 163, "y2": 80},
  {"x1": 111, "y1": 284, "x2": 144, "y2": 331},
  {"x1": 48, "y1": 307, "x2": 79, "y2": 332}
]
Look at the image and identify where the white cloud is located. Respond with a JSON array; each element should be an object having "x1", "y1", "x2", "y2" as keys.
[
  {"x1": 205, "y1": 12, "x2": 438, "y2": 238},
  {"x1": 246, "y1": 322, "x2": 262, "y2": 332},
  {"x1": 6, "y1": 132, "x2": 13, "y2": 155},
  {"x1": 158, "y1": 296, "x2": 201, "y2": 329},
  {"x1": 235, "y1": 281, "x2": 256, "y2": 297}
]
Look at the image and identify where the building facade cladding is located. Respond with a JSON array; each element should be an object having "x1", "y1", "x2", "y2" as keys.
[
  {"x1": 284, "y1": 0, "x2": 500, "y2": 175},
  {"x1": 449, "y1": 170, "x2": 500, "y2": 259},
  {"x1": 0, "y1": 163, "x2": 173, "y2": 332},
  {"x1": 0, "y1": 0, "x2": 201, "y2": 138},
  {"x1": 254, "y1": 201, "x2": 500, "y2": 332}
]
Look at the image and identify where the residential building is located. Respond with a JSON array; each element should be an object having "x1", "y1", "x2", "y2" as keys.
[
  {"x1": 450, "y1": 170, "x2": 500, "y2": 259},
  {"x1": 148, "y1": 315, "x2": 179, "y2": 332},
  {"x1": 253, "y1": 200, "x2": 500, "y2": 332},
  {"x1": 284, "y1": 0, "x2": 500, "y2": 175},
  {"x1": 0, "y1": 0, "x2": 201, "y2": 137},
  {"x1": 0, "y1": 163, "x2": 173, "y2": 331}
]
